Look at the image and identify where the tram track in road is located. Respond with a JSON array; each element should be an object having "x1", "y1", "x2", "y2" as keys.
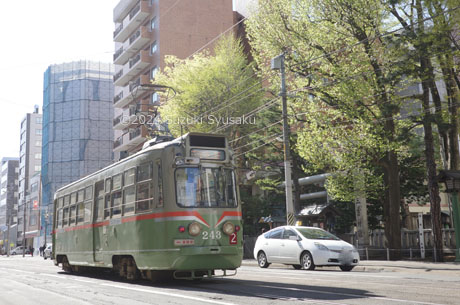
[
  {"x1": 0, "y1": 261, "x2": 458, "y2": 304},
  {"x1": 182, "y1": 276, "x2": 449, "y2": 305},
  {"x1": 236, "y1": 266, "x2": 460, "y2": 293}
]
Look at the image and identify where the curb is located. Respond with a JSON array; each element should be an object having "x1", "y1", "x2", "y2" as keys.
[{"x1": 241, "y1": 259, "x2": 460, "y2": 273}]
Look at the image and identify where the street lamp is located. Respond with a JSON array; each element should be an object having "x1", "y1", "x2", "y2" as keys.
[{"x1": 437, "y1": 170, "x2": 460, "y2": 262}]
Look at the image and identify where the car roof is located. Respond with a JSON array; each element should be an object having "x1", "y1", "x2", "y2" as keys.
[{"x1": 269, "y1": 226, "x2": 324, "y2": 231}]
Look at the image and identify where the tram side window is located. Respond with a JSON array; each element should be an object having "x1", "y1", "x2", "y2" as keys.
[
  {"x1": 111, "y1": 191, "x2": 122, "y2": 216},
  {"x1": 104, "y1": 194, "x2": 111, "y2": 219},
  {"x1": 77, "y1": 189, "x2": 85, "y2": 203},
  {"x1": 94, "y1": 181, "x2": 104, "y2": 221},
  {"x1": 125, "y1": 168, "x2": 135, "y2": 185},
  {"x1": 156, "y1": 160, "x2": 163, "y2": 207},
  {"x1": 137, "y1": 162, "x2": 152, "y2": 182},
  {"x1": 123, "y1": 185, "x2": 135, "y2": 215},
  {"x1": 113, "y1": 174, "x2": 122, "y2": 190},
  {"x1": 70, "y1": 192, "x2": 77, "y2": 205},
  {"x1": 76, "y1": 189, "x2": 85, "y2": 224},
  {"x1": 123, "y1": 168, "x2": 136, "y2": 215},
  {"x1": 57, "y1": 208, "x2": 62, "y2": 228},
  {"x1": 85, "y1": 185, "x2": 93, "y2": 200},
  {"x1": 84, "y1": 200, "x2": 92, "y2": 223},
  {"x1": 136, "y1": 182, "x2": 153, "y2": 212},
  {"x1": 69, "y1": 205, "x2": 76, "y2": 226},
  {"x1": 64, "y1": 195, "x2": 70, "y2": 206},
  {"x1": 58, "y1": 197, "x2": 64, "y2": 209},
  {"x1": 105, "y1": 178, "x2": 112, "y2": 193},
  {"x1": 76, "y1": 202, "x2": 85, "y2": 224},
  {"x1": 63, "y1": 207, "x2": 69, "y2": 227}
]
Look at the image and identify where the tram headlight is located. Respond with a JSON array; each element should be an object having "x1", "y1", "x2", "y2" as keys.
[
  {"x1": 188, "y1": 222, "x2": 202, "y2": 236},
  {"x1": 222, "y1": 221, "x2": 235, "y2": 235}
]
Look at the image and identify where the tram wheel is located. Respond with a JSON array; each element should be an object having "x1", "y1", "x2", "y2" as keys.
[
  {"x1": 126, "y1": 257, "x2": 140, "y2": 281},
  {"x1": 61, "y1": 256, "x2": 73, "y2": 273}
]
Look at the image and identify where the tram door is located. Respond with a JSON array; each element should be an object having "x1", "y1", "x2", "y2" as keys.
[{"x1": 92, "y1": 180, "x2": 105, "y2": 263}]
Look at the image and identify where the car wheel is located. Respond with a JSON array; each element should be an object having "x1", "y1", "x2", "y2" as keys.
[
  {"x1": 292, "y1": 265, "x2": 302, "y2": 270},
  {"x1": 301, "y1": 252, "x2": 315, "y2": 270},
  {"x1": 340, "y1": 265, "x2": 354, "y2": 272},
  {"x1": 257, "y1": 251, "x2": 270, "y2": 268}
]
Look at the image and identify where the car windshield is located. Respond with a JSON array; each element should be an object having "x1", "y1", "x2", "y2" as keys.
[
  {"x1": 175, "y1": 167, "x2": 237, "y2": 208},
  {"x1": 296, "y1": 227, "x2": 340, "y2": 240}
]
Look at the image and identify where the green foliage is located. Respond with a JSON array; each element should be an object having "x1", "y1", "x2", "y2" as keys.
[
  {"x1": 246, "y1": 0, "x2": 411, "y2": 201},
  {"x1": 240, "y1": 188, "x2": 284, "y2": 236},
  {"x1": 156, "y1": 35, "x2": 263, "y2": 139}
]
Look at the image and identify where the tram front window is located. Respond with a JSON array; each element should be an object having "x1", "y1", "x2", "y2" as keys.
[{"x1": 176, "y1": 167, "x2": 237, "y2": 208}]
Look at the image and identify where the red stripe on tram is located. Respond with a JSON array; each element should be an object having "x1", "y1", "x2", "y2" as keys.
[
  {"x1": 56, "y1": 211, "x2": 225, "y2": 233},
  {"x1": 121, "y1": 211, "x2": 210, "y2": 227},
  {"x1": 216, "y1": 211, "x2": 242, "y2": 226}
]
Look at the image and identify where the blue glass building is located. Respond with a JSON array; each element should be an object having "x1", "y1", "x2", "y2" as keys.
[{"x1": 41, "y1": 61, "x2": 114, "y2": 242}]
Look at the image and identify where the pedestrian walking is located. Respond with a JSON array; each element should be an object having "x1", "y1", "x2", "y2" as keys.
[
  {"x1": 29, "y1": 246, "x2": 34, "y2": 257},
  {"x1": 39, "y1": 245, "x2": 44, "y2": 257}
]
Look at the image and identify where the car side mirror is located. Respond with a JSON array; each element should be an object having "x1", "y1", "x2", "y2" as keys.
[{"x1": 297, "y1": 236, "x2": 302, "y2": 242}]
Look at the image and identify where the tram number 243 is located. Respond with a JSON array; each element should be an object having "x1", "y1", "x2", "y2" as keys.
[{"x1": 202, "y1": 231, "x2": 238, "y2": 244}]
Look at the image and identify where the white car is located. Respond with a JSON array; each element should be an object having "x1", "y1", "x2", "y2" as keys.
[
  {"x1": 43, "y1": 244, "x2": 52, "y2": 260},
  {"x1": 11, "y1": 246, "x2": 30, "y2": 255},
  {"x1": 253, "y1": 226, "x2": 359, "y2": 271}
]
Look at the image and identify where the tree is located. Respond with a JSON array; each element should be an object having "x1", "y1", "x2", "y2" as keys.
[
  {"x1": 156, "y1": 35, "x2": 263, "y2": 140},
  {"x1": 246, "y1": 0, "x2": 416, "y2": 258},
  {"x1": 386, "y1": 0, "x2": 460, "y2": 261}
]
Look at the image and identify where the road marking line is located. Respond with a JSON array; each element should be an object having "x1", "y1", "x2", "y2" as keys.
[
  {"x1": 258, "y1": 284, "x2": 445, "y2": 305},
  {"x1": 101, "y1": 283, "x2": 238, "y2": 305},
  {"x1": 239, "y1": 267, "x2": 400, "y2": 279}
]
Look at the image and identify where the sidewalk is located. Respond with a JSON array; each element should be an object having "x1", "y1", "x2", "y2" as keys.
[{"x1": 242, "y1": 259, "x2": 460, "y2": 274}]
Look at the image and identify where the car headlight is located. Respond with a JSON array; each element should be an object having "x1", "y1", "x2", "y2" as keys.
[
  {"x1": 222, "y1": 221, "x2": 235, "y2": 235},
  {"x1": 188, "y1": 222, "x2": 202, "y2": 236},
  {"x1": 314, "y1": 242, "x2": 329, "y2": 251}
]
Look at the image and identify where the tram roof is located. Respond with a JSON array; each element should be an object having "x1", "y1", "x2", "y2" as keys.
[
  {"x1": 54, "y1": 132, "x2": 227, "y2": 197},
  {"x1": 54, "y1": 134, "x2": 182, "y2": 196}
]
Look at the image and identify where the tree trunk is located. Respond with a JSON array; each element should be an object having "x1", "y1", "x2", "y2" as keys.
[
  {"x1": 420, "y1": 67, "x2": 444, "y2": 262},
  {"x1": 416, "y1": 0, "x2": 444, "y2": 262}
]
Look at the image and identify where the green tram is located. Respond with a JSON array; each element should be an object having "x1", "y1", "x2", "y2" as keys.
[{"x1": 52, "y1": 133, "x2": 243, "y2": 280}]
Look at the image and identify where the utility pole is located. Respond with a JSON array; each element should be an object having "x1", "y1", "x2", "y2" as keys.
[
  {"x1": 6, "y1": 213, "x2": 11, "y2": 257},
  {"x1": 272, "y1": 53, "x2": 295, "y2": 226},
  {"x1": 22, "y1": 192, "x2": 27, "y2": 257}
]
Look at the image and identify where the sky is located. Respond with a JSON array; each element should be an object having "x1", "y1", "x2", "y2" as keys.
[{"x1": 0, "y1": 0, "x2": 119, "y2": 159}]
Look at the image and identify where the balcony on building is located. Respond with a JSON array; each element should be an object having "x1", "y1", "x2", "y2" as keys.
[
  {"x1": 113, "y1": 50, "x2": 152, "y2": 87},
  {"x1": 113, "y1": 103, "x2": 141, "y2": 130},
  {"x1": 113, "y1": 125, "x2": 148, "y2": 152},
  {"x1": 113, "y1": 0, "x2": 150, "y2": 43},
  {"x1": 114, "y1": 26, "x2": 151, "y2": 65},
  {"x1": 114, "y1": 73, "x2": 151, "y2": 108}
]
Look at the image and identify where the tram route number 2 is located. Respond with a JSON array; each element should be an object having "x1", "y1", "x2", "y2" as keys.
[{"x1": 229, "y1": 233, "x2": 237, "y2": 245}]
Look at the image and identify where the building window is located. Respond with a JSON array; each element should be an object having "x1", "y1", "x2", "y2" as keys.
[
  {"x1": 150, "y1": 16, "x2": 156, "y2": 31},
  {"x1": 151, "y1": 66, "x2": 158, "y2": 80},
  {"x1": 36, "y1": 140, "x2": 42, "y2": 147},
  {"x1": 34, "y1": 165, "x2": 41, "y2": 172},
  {"x1": 150, "y1": 41, "x2": 157, "y2": 54},
  {"x1": 35, "y1": 153, "x2": 41, "y2": 160},
  {"x1": 36, "y1": 129, "x2": 42, "y2": 135},
  {"x1": 151, "y1": 93, "x2": 159, "y2": 105},
  {"x1": 36, "y1": 117, "x2": 42, "y2": 124}
]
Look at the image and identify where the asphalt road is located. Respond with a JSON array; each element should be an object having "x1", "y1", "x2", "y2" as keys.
[{"x1": 0, "y1": 256, "x2": 459, "y2": 305}]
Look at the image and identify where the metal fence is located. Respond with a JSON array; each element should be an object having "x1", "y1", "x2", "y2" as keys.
[{"x1": 243, "y1": 228, "x2": 459, "y2": 261}]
